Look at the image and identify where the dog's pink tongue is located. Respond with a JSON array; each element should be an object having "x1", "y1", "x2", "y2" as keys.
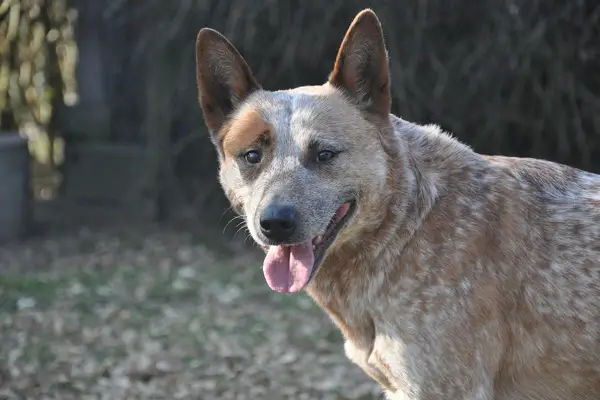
[{"x1": 263, "y1": 241, "x2": 315, "y2": 293}]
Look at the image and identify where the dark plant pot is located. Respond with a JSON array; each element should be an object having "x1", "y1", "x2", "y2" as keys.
[{"x1": 0, "y1": 132, "x2": 31, "y2": 242}]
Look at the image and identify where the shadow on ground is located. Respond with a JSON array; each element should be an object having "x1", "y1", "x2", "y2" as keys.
[{"x1": 0, "y1": 220, "x2": 381, "y2": 399}]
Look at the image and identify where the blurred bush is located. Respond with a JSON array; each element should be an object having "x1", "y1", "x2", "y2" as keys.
[
  {"x1": 0, "y1": 0, "x2": 77, "y2": 162},
  {"x1": 0, "y1": 0, "x2": 78, "y2": 200}
]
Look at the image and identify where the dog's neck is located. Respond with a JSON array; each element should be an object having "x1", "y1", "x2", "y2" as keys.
[
  {"x1": 328, "y1": 116, "x2": 451, "y2": 266},
  {"x1": 306, "y1": 115, "x2": 479, "y2": 335},
  {"x1": 306, "y1": 116, "x2": 442, "y2": 304}
]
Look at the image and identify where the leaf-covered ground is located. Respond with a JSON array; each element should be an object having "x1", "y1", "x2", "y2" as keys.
[{"x1": 0, "y1": 225, "x2": 381, "y2": 399}]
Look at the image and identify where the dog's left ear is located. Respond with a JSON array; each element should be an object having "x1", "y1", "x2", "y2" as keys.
[
  {"x1": 195, "y1": 28, "x2": 261, "y2": 138},
  {"x1": 328, "y1": 9, "x2": 391, "y2": 117}
]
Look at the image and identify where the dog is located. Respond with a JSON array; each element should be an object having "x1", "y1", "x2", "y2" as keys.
[{"x1": 194, "y1": 8, "x2": 600, "y2": 399}]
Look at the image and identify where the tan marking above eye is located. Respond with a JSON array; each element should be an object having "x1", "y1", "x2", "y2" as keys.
[{"x1": 221, "y1": 109, "x2": 274, "y2": 158}]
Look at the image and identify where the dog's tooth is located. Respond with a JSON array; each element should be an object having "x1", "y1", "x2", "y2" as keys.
[{"x1": 314, "y1": 235, "x2": 323, "y2": 245}]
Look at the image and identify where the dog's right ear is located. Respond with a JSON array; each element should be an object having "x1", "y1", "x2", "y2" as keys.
[{"x1": 195, "y1": 28, "x2": 261, "y2": 140}]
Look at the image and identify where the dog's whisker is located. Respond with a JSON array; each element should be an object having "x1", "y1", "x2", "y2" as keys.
[
  {"x1": 233, "y1": 224, "x2": 249, "y2": 239},
  {"x1": 223, "y1": 215, "x2": 245, "y2": 234},
  {"x1": 218, "y1": 205, "x2": 235, "y2": 223}
]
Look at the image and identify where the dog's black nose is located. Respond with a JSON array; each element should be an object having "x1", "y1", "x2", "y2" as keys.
[{"x1": 259, "y1": 204, "x2": 298, "y2": 242}]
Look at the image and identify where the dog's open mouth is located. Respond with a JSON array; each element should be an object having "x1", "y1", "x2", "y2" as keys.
[
  {"x1": 311, "y1": 201, "x2": 356, "y2": 271},
  {"x1": 262, "y1": 201, "x2": 356, "y2": 294}
]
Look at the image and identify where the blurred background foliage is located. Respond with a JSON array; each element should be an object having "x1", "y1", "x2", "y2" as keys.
[
  {"x1": 0, "y1": 0, "x2": 77, "y2": 155},
  {"x1": 1, "y1": 0, "x2": 599, "y2": 224},
  {"x1": 1, "y1": 0, "x2": 77, "y2": 198}
]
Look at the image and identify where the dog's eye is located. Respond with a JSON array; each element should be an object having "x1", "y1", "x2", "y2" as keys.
[
  {"x1": 244, "y1": 150, "x2": 262, "y2": 164},
  {"x1": 317, "y1": 150, "x2": 336, "y2": 162}
]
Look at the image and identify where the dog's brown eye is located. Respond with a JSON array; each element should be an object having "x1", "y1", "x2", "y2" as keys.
[
  {"x1": 244, "y1": 150, "x2": 262, "y2": 164},
  {"x1": 317, "y1": 150, "x2": 336, "y2": 162}
]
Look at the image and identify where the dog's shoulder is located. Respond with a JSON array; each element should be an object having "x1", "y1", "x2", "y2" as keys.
[
  {"x1": 392, "y1": 116, "x2": 600, "y2": 277},
  {"x1": 486, "y1": 154, "x2": 600, "y2": 257}
]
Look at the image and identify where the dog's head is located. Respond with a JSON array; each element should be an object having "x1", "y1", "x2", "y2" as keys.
[{"x1": 195, "y1": 9, "x2": 400, "y2": 293}]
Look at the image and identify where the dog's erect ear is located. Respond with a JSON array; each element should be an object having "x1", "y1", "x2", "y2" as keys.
[
  {"x1": 196, "y1": 28, "x2": 261, "y2": 137},
  {"x1": 328, "y1": 9, "x2": 391, "y2": 117}
]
